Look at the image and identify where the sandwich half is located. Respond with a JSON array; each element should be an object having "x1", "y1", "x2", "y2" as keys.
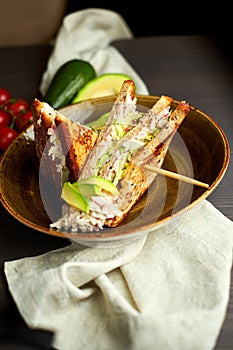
[
  {"x1": 32, "y1": 98, "x2": 98, "y2": 188},
  {"x1": 104, "y1": 98, "x2": 190, "y2": 227}
]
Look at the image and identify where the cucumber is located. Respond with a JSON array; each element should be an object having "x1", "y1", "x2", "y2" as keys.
[{"x1": 43, "y1": 59, "x2": 96, "y2": 109}]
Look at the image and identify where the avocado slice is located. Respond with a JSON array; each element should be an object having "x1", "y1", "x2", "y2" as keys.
[
  {"x1": 77, "y1": 176, "x2": 119, "y2": 195},
  {"x1": 72, "y1": 182, "x2": 102, "y2": 197},
  {"x1": 86, "y1": 112, "x2": 110, "y2": 130},
  {"x1": 61, "y1": 182, "x2": 90, "y2": 213},
  {"x1": 71, "y1": 73, "x2": 132, "y2": 102}
]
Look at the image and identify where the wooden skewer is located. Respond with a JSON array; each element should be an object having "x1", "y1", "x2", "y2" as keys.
[{"x1": 144, "y1": 165, "x2": 209, "y2": 189}]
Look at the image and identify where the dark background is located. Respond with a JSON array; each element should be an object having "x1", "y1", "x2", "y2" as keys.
[
  {"x1": 65, "y1": 1, "x2": 232, "y2": 62},
  {"x1": 65, "y1": 1, "x2": 219, "y2": 36}
]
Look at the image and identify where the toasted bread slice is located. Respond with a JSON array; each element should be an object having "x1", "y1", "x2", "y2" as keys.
[
  {"x1": 105, "y1": 99, "x2": 190, "y2": 227},
  {"x1": 98, "y1": 95, "x2": 173, "y2": 182},
  {"x1": 31, "y1": 98, "x2": 98, "y2": 187},
  {"x1": 97, "y1": 79, "x2": 136, "y2": 142},
  {"x1": 79, "y1": 79, "x2": 137, "y2": 179}
]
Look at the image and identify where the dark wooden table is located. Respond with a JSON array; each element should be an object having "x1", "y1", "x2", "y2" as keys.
[{"x1": 0, "y1": 35, "x2": 232, "y2": 349}]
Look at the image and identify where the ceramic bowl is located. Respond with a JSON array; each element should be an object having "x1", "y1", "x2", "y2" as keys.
[{"x1": 0, "y1": 95, "x2": 230, "y2": 247}]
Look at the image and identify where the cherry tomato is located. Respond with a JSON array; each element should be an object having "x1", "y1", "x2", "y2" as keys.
[
  {"x1": 0, "y1": 109, "x2": 12, "y2": 128},
  {"x1": 0, "y1": 89, "x2": 31, "y2": 152},
  {"x1": 0, "y1": 88, "x2": 11, "y2": 106},
  {"x1": 15, "y1": 110, "x2": 33, "y2": 132},
  {"x1": 0, "y1": 127, "x2": 18, "y2": 150},
  {"x1": 6, "y1": 98, "x2": 30, "y2": 117}
]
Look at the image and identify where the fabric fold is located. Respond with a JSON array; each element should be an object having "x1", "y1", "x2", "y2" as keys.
[
  {"x1": 39, "y1": 8, "x2": 149, "y2": 97},
  {"x1": 4, "y1": 234, "x2": 146, "y2": 328},
  {"x1": 4, "y1": 200, "x2": 233, "y2": 350}
]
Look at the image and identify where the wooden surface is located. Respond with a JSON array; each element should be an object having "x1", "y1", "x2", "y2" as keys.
[{"x1": 0, "y1": 36, "x2": 232, "y2": 349}]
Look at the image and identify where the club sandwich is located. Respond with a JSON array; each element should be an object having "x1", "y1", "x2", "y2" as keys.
[{"x1": 32, "y1": 80, "x2": 190, "y2": 232}]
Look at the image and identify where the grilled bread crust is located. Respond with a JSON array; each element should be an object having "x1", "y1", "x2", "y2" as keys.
[
  {"x1": 55, "y1": 116, "x2": 98, "y2": 182},
  {"x1": 31, "y1": 98, "x2": 98, "y2": 186},
  {"x1": 104, "y1": 99, "x2": 190, "y2": 227},
  {"x1": 79, "y1": 79, "x2": 137, "y2": 179}
]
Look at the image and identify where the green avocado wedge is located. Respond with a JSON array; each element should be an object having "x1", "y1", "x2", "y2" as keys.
[
  {"x1": 77, "y1": 176, "x2": 119, "y2": 195},
  {"x1": 85, "y1": 112, "x2": 110, "y2": 130},
  {"x1": 72, "y1": 183, "x2": 102, "y2": 197},
  {"x1": 71, "y1": 73, "x2": 133, "y2": 103},
  {"x1": 61, "y1": 178, "x2": 118, "y2": 214},
  {"x1": 61, "y1": 182, "x2": 90, "y2": 213}
]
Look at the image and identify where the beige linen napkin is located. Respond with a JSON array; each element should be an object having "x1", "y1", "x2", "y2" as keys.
[
  {"x1": 39, "y1": 8, "x2": 149, "y2": 97},
  {"x1": 4, "y1": 199, "x2": 233, "y2": 350}
]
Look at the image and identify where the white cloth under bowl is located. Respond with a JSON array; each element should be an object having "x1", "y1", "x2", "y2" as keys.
[{"x1": 4, "y1": 200, "x2": 233, "y2": 350}]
